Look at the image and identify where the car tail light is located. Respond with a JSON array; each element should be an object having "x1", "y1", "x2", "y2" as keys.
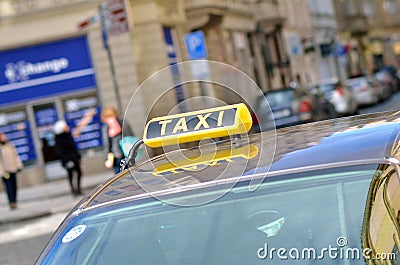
[
  {"x1": 336, "y1": 87, "x2": 344, "y2": 96},
  {"x1": 251, "y1": 112, "x2": 259, "y2": 125},
  {"x1": 299, "y1": 100, "x2": 312, "y2": 113}
]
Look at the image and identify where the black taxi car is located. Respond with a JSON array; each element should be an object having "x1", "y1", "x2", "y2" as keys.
[{"x1": 36, "y1": 104, "x2": 400, "y2": 264}]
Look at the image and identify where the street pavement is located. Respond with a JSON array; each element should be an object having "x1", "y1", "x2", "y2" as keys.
[
  {"x1": 0, "y1": 170, "x2": 113, "y2": 225},
  {"x1": 0, "y1": 170, "x2": 113, "y2": 265}
]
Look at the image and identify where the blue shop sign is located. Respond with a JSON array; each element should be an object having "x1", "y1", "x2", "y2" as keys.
[
  {"x1": 0, "y1": 36, "x2": 96, "y2": 106},
  {"x1": 0, "y1": 111, "x2": 36, "y2": 162}
]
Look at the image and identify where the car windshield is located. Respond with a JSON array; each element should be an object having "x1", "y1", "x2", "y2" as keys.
[
  {"x1": 265, "y1": 89, "x2": 294, "y2": 106},
  {"x1": 315, "y1": 83, "x2": 335, "y2": 93},
  {"x1": 375, "y1": 72, "x2": 385, "y2": 78},
  {"x1": 346, "y1": 78, "x2": 365, "y2": 88},
  {"x1": 41, "y1": 164, "x2": 380, "y2": 265}
]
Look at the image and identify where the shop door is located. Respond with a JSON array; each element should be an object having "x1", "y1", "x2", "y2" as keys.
[{"x1": 31, "y1": 102, "x2": 66, "y2": 180}]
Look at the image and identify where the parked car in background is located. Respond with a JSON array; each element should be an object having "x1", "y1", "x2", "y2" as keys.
[
  {"x1": 376, "y1": 65, "x2": 400, "y2": 91},
  {"x1": 366, "y1": 75, "x2": 391, "y2": 102},
  {"x1": 374, "y1": 70, "x2": 397, "y2": 95},
  {"x1": 308, "y1": 79, "x2": 358, "y2": 117},
  {"x1": 254, "y1": 86, "x2": 334, "y2": 131},
  {"x1": 345, "y1": 76, "x2": 379, "y2": 106}
]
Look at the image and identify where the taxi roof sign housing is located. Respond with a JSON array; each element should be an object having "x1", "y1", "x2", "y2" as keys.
[{"x1": 143, "y1": 103, "x2": 252, "y2": 148}]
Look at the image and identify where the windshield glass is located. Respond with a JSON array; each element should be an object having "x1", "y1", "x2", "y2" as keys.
[
  {"x1": 41, "y1": 164, "x2": 379, "y2": 265},
  {"x1": 265, "y1": 89, "x2": 294, "y2": 106},
  {"x1": 346, "y1": 78, "x2": 365, "y2": 88},
  {"x1": 315, "y1": 83, "x2": 335, "y2": 93}
]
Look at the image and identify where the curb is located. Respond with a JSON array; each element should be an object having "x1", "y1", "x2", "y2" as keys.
[
  {"x1": 0, "y1": 175, "x2": 107, "y2": 225},
  {"x1": 0, "y1": 210, "x2": 52, "y2": 225}
]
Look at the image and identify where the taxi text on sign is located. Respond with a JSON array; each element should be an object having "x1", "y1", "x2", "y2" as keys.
[{"x1": 143, "y1": 103, "x2": 252, "y2": 148}]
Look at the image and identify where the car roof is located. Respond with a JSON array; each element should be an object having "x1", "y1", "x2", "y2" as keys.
[{"x1": 79, "y1": 110, "x2": 400, "y2": 210}]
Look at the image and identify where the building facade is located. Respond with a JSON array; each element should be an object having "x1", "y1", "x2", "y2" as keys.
[
  {"x1": 0, "y1": 0, "x2": 142, "y2": 184},
  {"x1": 307, "y1": 0, "x2": 346, "y2": 81},
  {"x1": 250, "y1": 0, "x2": 289, "y2": 91},
  {"x1": 362, "y1": 0, "x2": 400, "y2": 70},
  {"x1": 0, "y1": 0, "x2": 335, "y2": 186},
  {"x1": 334, "y1": 0, "x2": 400, "y2": 76},
  {"x1": 278, "y1": 0, "x2": 319, "y2": 86}
]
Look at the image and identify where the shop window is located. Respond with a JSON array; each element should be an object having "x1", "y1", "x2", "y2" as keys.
[
  {"x1": 320, "y1": 43, "x2": 332, "y2": 57},
  {"x1": 62, "y1": 94, "x2": 103, "y2": 156},
  {"x1": 362, "y1": 0, "x2": 377, "y2": 17},
  {"x1": 0, "y1": 108, "x2": 36, "y2": 166},
  {"x1": 384, "y1": 0, "x2": 398, "y2": 14},
  {"x1": 344, "y1": 0, "x2": 358, "y2": 15}
]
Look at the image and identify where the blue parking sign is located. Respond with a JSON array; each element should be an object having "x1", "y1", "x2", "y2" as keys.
[{"x1": 185, "y1": 31, "x2": 208, "y2": 60}]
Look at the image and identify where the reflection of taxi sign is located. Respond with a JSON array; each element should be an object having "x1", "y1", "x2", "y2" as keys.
[
  {"x1": 143, "y1": 103, "x2": 252, "y2": 148},
  {"x1": 153, "y1": 144, "x2": 259, "y2": 176}
]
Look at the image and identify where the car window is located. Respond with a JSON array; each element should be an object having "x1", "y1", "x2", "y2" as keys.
[
  {"x1": 375, "y1": 72, "x2": 386, "y2": 79},
  {"x1": 346, "y1": 78, "x2": 366, "y2": 88},
  {"x1": 265, "y1": 89, "x2": 294, "y2": 106},
  {"x1": 315, "y1": 84, "x2": 335, "y2": 93},
  {"x1": 41, "y1": 164, "x2": 382, "y2": 265}
]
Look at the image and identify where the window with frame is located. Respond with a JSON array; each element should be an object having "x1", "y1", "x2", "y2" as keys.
[
  {"x1": 344, "y1": 0, "x2": 358, "y2": 15},
  {"x1": 384, "y1": 0, "x2": 398, "y2": 14},
  {"x1": 362, "y1": 0, "x2": 377, "y2": 17}
]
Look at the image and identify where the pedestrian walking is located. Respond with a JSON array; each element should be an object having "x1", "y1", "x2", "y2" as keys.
[
  {"x1": 101, "y1": 106, "x2": 135, "y2": 174},
  {"x1": 0, "y1": 132, "x2": 23, "y2": 210},
  {"x1": 53, "y1": 120, "x2": 83, "y2": 196}
]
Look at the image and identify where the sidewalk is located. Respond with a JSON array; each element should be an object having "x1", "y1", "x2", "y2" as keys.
[{"x1": 0, "y1": 171, "x2": 113, "y2": 224}]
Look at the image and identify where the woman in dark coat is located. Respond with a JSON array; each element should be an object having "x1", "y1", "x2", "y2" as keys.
[{"x1": 54, "y1": 120, "x2": 82, "y2": 196}]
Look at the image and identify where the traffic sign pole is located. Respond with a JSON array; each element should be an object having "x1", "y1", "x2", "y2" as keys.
[
  {"x1": 184, "y1": 31, "x2": 214, "y2": 107},
  {"x1": 99, "y1": 3, "x2": 123, "y2": 114}
]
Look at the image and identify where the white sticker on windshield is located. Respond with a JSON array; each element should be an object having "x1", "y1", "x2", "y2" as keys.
[{"x1": 62, "y1": 224, "x2": 86, "y2": 243}]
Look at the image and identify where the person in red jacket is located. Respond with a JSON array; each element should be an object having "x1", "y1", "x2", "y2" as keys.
[{"x1": 101, "y1": 106, "x2": 127, "y2": 174}]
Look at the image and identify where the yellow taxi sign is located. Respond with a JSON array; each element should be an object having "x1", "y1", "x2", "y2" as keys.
[{"x1": 143, "y1": 103, "x2": 252, "y2": 148}]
